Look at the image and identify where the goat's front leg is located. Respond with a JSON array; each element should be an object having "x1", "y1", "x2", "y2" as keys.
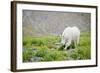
[{"x1": 64, "y1": 40, "x2": 71, "y2": 50}]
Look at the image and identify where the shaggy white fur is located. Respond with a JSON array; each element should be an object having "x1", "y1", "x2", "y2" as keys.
[{"x1": 61, "y1": 26, "x2": 80, "y2": 50}]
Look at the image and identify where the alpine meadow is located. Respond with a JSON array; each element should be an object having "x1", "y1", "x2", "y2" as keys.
[{"x1": 22, "y1": 10, "x2": 91, "y2": 62}]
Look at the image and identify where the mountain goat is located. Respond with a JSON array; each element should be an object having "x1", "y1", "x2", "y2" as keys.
[{"x1": 61, "y1": 26, "x2": 80, "y2": 50}]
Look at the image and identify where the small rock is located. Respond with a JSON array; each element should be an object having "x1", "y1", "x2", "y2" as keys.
[
  {"x1": 32, "y1": 48, "x2": 38, "y2": 52},
  {"x1": 30, "y1": 56, "x2": 43, "y2": 62}
]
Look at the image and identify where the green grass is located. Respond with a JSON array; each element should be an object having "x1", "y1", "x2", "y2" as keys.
[{"x1": 23, "y1": 32, "x2": 91, "y2": 62}]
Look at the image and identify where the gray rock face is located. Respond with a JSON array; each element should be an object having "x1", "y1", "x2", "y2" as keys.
[{"x1": 23, "y1": 10, "x2": 91, "y2": 37}]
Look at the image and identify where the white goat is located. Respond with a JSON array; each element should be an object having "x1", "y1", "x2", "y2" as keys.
[{"x1": 61, "y1": 26, "x2": 80, "y2": 50}]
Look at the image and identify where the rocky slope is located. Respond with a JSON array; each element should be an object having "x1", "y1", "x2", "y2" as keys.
[{"x1": 22, "y1": 10, "x2": 91, "y2": 37}]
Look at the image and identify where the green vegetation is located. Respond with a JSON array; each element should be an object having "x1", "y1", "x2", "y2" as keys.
[{"x1": 23, "y1": 32, "x2": 91, "y2": 62}]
